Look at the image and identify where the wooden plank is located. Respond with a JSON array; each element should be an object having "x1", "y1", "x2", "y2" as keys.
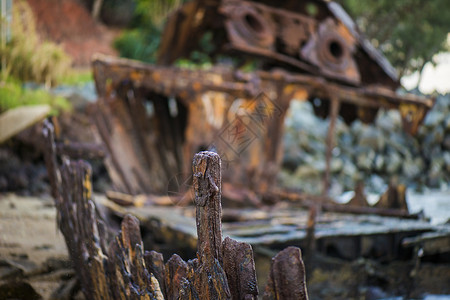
[
  {"x1": 55, "y1": 142, "x2": 106, "y2": 159},
  {"x1": 0, "y1": 105, "x2": 50, "y2": 144}
]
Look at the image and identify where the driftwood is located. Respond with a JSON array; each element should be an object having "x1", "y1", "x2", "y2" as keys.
[{"x1": 43, "y1": 121, "x2": 308, "y2": 299}]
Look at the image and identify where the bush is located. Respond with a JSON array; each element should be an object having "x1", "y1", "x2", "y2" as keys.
[
  {"x1": 113, "y1": 0, "x2": 184, "y2": 63},
  {"x1": 0, "y1": 0, "x2": 72, "y2": 87},
  {"x1": 114, "y1": 28, "x2": 161, "y2": 63}
]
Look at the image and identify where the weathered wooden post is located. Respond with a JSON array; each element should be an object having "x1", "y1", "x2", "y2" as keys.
[
  {"x1": 193, "y1": 151, "x2": 223, "y2": 264},
  {"x1": 179, "y1": 151, "x2": 231, "y2": 299},
  {"x1": 185, "y1": 151, "x2": 263, "y2": 300}
]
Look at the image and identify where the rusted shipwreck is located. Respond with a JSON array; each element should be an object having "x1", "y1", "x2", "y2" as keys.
[
  {"x1": 41, "y1": 0, "x2": 450, "y2": 298},
  {"x1": 91, "y1": 0, "x2": 433, "y2": 204}
]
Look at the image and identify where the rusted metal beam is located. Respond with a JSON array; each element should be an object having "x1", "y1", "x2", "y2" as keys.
[
  {"x1": 92, "y1": 55, "x2": 256, "y2": 100},
  {"x1": 94, "y1": 55, "x2": 433, "y2": 113},
  {"x1": 376, "y1": 182, "x2": 408, "y2": 211},
  {"x1": 272, "y1": 189, "x2": 418, "y2": 219},
  {"x1": 90, "y1": 102, "x2": 136, "y2": 194},
  {"x1": 256, "y1": 70, "x2": 434, "y2": 119},
  {"x1": 323, "y1": 95, "x2": 341, "y2": 195},
  {"x1": 55, "y1": 142, "x2": 106, "y2": 159},
  {"x1": 321, "y1": 203, "x2": 418, "y2": 219},
  {"x1": 403, "y1": 231, "x2": 450, "y2": 255},
  {"x1": 42, "y1": 120, "x2": 61, "y2": 200}
]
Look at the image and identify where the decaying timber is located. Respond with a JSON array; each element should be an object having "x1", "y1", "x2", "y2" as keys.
[
  {"x1": 43, "y1": 121, "x2": 309, "y2": 299},
  {"x1": 91, "y1": 0, "x2": 433, "y2": 203}
]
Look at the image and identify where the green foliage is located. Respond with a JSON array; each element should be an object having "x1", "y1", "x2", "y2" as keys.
[
  {"x1": 173, "y1": 31, "x2": 219, "y2": 68},
  {"x1": 134, "y1": 0, "x2": 184, "y2": 27},
  {"x1": 114, "y1": 27, "x2": 161, "y2": 63},
  {"x1": 337, "y1": 0, "x2": 450, "y2": 77},
  {"x1": 114, "y1": 0, "x2": 186, "y2": 62},
  {"x1": 174, "y1": 57, "x2": 212, "y2": 69},
  {"x1": 0, "y1": 0, "x2": 72, "y2": 86},
  {"x1": 0, "y1": 80, "x2": 72, "y2": 115}
]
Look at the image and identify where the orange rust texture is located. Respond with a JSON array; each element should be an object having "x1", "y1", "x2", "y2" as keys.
[{"x1": 91, "y1": 55, "x2": 432, "y2": 199}]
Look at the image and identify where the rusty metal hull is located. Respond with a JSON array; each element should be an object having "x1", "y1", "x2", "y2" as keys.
[{"x1": 91, "y1": 55, "x2": 432, "y2": 197}]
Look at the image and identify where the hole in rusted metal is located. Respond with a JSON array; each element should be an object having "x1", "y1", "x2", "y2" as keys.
[
  {"x1": 244, "y1": 13, "x2": 264, "y2": 33},
  {"x1": 329, "y1": 41, "x2": 343, "y2": 59}
]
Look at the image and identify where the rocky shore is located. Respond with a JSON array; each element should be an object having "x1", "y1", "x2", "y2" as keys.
[{"x1": 281, "y1": 93, "x2": 450, "y2": 196}]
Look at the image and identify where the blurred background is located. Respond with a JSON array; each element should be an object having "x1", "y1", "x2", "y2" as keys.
[{"x1": 0, "y1": 0, "x2": 449, "y2": 299}]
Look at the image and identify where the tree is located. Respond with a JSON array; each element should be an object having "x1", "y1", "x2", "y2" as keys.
[{"x1": 337, "y1": 0, "x2": 450, "y2": 81}]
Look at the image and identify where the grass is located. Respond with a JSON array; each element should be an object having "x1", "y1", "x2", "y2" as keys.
[
  {"x1": 0, "y1": 79, "x2": 72, "y2": 116},
  {"x1": 59, "y1": 69, "x2": 93, "y2": 86}
]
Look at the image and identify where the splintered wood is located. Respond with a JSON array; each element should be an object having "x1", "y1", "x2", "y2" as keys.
[
  {"x1": 193, "y1": 152, "x2": 223, "y2": 263},
  {"x1": 264, "y1": 247, "x2": 308, "y2": 300},
  {"x1": 43, "y1": 122, "x2": 309, "y2": 299}
]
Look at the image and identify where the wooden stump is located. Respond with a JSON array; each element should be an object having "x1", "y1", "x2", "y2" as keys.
[{"x1": 263, "y1": 247, "x2": 308, "y2": 300}]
